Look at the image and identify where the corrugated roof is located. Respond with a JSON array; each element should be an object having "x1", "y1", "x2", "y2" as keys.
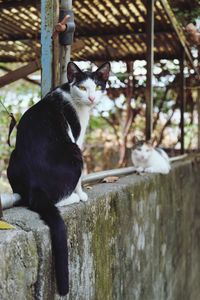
[{"x1": 0, "y1": 0, "x2": 194, "y2": 63}]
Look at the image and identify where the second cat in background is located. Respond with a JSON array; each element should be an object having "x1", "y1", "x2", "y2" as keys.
[{"x1": 131, "y1": 138, "x2": 171, "y2": 174}]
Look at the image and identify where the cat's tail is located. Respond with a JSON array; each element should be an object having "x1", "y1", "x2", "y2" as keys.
[{"x1": 30, "y1": 188, "x2": 69, "y2": 296}]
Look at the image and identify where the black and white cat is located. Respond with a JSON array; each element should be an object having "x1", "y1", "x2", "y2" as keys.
[
  {"x1": 6, "y1": 61, "x2": 110, "y2": 296},
  {"x1": 131, "y1": 139, "x2": 171, "y2": 174}
]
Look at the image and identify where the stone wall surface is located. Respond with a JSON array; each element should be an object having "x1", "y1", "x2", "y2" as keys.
[{"x1": 0, "y1": 155, "x2": 200, "y2": 300}]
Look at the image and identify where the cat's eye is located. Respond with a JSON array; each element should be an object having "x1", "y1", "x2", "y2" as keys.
[
  {"x1": 96, "y1": 85, "x2": 102, "y2": 91},
  {"x1": 79, "y1": 86, "x2": 87, "y2": 91}
]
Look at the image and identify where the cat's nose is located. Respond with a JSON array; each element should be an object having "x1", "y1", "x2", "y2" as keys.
[{"x1": 88, "y1": 96, "x2": 95, "y2": 103}]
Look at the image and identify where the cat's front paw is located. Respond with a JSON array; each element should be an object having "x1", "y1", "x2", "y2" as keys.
[
  {"x1": 78, "y1": 191, "x2": 88, "y2": 202},
  {"x1": 144, "y1": 167, "x2": 155, "y2": 173},
  {"x1": 136, "y1": 167, "x2": 144, "y2": 173},
  {"x1": 56, "y1": 193, "x2": 80, "y2": 207}
]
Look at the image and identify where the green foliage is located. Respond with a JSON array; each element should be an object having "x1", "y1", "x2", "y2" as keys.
[
  {"x1": 171, "y1": 2, "x2": 200, "y2": 25},
  {"x1": 0, "y1": 75, "x2": 40, "y2": 174},
  {"x1": 88, "y1": 115, "x2": 108, "y2": 131},
  {"x1": 0, "y1": 109, "x2": 13, "y2": 165}
]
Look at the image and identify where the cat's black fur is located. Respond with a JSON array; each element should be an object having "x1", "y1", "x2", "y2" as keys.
[
  {"x1": 7, "y1": 61, "x2": 110, "y2": 296},
  {"x1": 7, "y1": 88, "x2": 83, "y2": 295}
]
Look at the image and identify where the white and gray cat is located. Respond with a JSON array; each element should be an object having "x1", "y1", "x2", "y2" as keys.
[{"x1": 131, "y1": 139, "x2": 171, "y2": 174}]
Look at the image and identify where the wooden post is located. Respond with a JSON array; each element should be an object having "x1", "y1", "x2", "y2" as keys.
[
  {"x1": 60, "y1": 0, "x2": 72, "y2": 84},
  {"x1": 198, "y1": 86, "x2": 200, "y2": 150},
  {"x1": 118, "y1": 61, "x2": 134, "y2": 167},
  {"x1": 198, "y1": 47, "x2": 200, "y2": 150},
  {"x1": 41, "y1": 0, "x2": 59, "y2": 97},
  {"x1": 145, "y1": 0, "x2": 154, "y2": 140},
  {"x1": 180, "y1": 50, "x2": 185, "y2": 154}
]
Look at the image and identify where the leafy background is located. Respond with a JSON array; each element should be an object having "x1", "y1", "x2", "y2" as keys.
[{"x1": 0, "y1": 2, "x2": 199, "y2": 187}]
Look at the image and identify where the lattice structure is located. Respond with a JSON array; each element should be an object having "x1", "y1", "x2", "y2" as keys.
[{"x1": 0, "y1": 0, "x2": 193, "y2": 63}]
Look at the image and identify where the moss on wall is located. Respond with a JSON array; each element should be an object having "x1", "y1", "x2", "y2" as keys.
[{"x1": 1, "y1": 155, "x2": 200, "y2": 300}]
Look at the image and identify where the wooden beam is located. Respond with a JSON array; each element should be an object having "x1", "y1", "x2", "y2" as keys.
[
  {"x1": 73, "y1": 52, "x2": 182, "y2": 63},
  {"x1": 145, "y1": 0, "x2": 154, "y2": 140},
  {"x1": 0, "y1": 61, "x2": 40, "y2": 88},
  {"x1": 160, "y1": 0, "x2": 200, "y2": 77},
  {"x1": 0, "y1": 0, "x2": 40, "y2": 10},
  {"x1": 180, "y1": 51, "x2": 185, "y2": 154},
  {"x1": 119, "y1": 61, "x2": 134, "y2": 167},
  {"x1": 0, "y1": 29, "x2": 175, "y2": 42},
  {"x1": 0, "y1": 34, "x2": 41, "y2": 42},
  {"x1": 1, "y1": 52, "x2": 185, "y2": 63},
  {"x1": 75, "y1": 29, "x2": 174, "y2": 39},
  {"x1": 0, "y1": 65, "x2": 40, "y2": 86}
]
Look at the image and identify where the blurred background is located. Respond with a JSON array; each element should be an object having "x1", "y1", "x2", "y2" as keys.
[{"x1": 0, "y1": 0, "x2": 200, "y2": 181}]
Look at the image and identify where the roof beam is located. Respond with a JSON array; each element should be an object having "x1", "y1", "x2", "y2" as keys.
[
  {"x1": 0, "y1": 65, "x2": 40, "y2": 86},
  {"x1": 0, "y1": 0, "x2": 40, "y2": 10},
  {"x1": 0, "y1": 51, "x2": 182, "y2": 63},
  {"x1": 0, "y1": 61, "x2": 40, "y2": 88},
  {"x1": 75, "y1": 28, "x2": 174, "y2": 39},
  {"x1": 0, "y1": 29, "x2": 175, "y2": 42},
  {"x1": 0, "y1": 34, "x2": 40, "y2": 42},
  {"x1": 73, "y1": 52, "x2": 183, "y2": 62}
]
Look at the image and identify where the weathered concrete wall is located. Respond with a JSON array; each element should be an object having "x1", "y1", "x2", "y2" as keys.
[{"x1": 1, "y1": 155, "x2": 200, "y2": 300}]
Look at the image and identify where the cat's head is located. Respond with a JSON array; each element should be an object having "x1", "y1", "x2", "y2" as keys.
[
  {"x1": 132, "y1": 138, "x2": 153, "y2": 162},
  {"x1": 67, "y1": 62, "x2": 111, "y2": 107}
]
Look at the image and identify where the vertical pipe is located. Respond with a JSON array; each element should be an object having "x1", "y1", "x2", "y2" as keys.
[
  {"x1": 180, "y1": 50, "x2": 185, "y2": 154},
  {"x1": 41, "y1": 0, "x2": 59, "y2": 96},
  {"x1": 60, "y1": 0, "x2": 72, "y2": 84},
  {"x1": 41, "y1": 0, "x2": 53, "y2": 96},
  {"x1": 145, "y1": 0, "x2": 154, "y2": 140}
]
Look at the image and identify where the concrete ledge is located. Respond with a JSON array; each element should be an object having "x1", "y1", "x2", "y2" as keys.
[{"x1": 1, "y1": 155, "x2": 200, "y2": 300}]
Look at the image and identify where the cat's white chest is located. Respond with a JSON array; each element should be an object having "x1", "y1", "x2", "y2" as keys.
[
  {"x1": 75, "y1": 105, "x2": 90, "y2": 149},
  {"x1": 57, "y1": 88, "x2": 91, "y2": 148}
]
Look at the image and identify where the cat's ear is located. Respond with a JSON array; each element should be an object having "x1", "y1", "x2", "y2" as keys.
[
  {"x1": 132, "y1": 136, "x2": 139, "y2": 144},
  {"x1": 146, "y1": 138, "x2": 155, "y2": 146},
  {"x1": 67, "y1": 62, "x2": 82, "y2": 84},
  {"x1": 95, "y1": 62, "x2": 111, "y2": 82}
]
